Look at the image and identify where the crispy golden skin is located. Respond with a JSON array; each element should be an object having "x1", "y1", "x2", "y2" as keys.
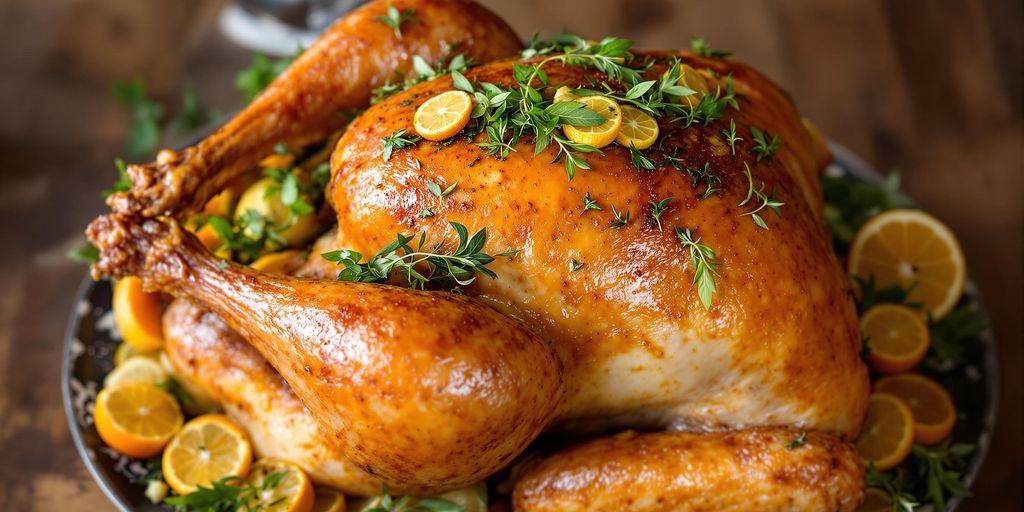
[
  {"x1": 108, "y1": 0, "x2": 522, "y2": 218},
  {"x1": 163, "y1": 298, "x2": 390, "y2": 496},
  {"x1": 513, "y1": 429, "x2": 865, "y2": 512},
  {"x1": 328, "y1": 54, "x2": 868, "y2": 438}
]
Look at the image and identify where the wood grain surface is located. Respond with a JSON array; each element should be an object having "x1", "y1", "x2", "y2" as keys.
[{"x1": 0, "y1": 0, "x2": 1019, "y2": 510}]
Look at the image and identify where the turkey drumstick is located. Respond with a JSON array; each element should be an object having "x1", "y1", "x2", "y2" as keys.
[
  {"x1": 87, "y1": 214, "x2": 563, "y2": 490},
  {"x1": 107, "y1": 0, "x2": 522, "y2": 218}
]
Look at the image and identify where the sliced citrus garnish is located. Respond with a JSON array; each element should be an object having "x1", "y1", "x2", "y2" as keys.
[
  {"x1": 860, "y1": 304, "x2": 930, "y2": 374},
  {"x1": 104, "y1": 356, "x2": 168, "y2": 389},
  {"x1": 855, "y1": 393, "x2": 915, "y2": 470},
  {"x1": 236, "y1": 177, "x2": 320, "y2": 249},
  {"x1": 113, "y1": 276, "x2": 165, "y2": 352},
  {"x1": 251, "y1": 250, "x2": 306, "y2": 274},
  {"x1": 413, "y1": 90, "x2": 473, "y2": 141},
  {"x1": 243, "y1": 459, "x2": 315, "y2": 512},
  {"x1": 312, "y1": 488, "x2": 345, "y2": 512},
  {"x1": 203, "y1": 188, "x2": 238, "y2": 217},
  {"x1": 857, "y1": 488, "x2": 893, "y2": 511},
  {"x1": 553, "y1": 86, "x2": 578, "y2": 103},
  {"x1": 848, "y1": 209, "x2": 966, "y2": 319},
  {"x1": 561, "y1": 95, "x2": 622, "y2": 149},
  {"x1": 615, "y1": 105, "x2": 659, "y2": 150},
  {"x1": 94, "y1": 382, "x2": 183, "y2": 458},
  {"x1": 874, "y1": 373, "x2": 956, "y2": 445},
  {"x1": 162, "y1": 414, "x2": 253, "y2": 495},
  {"x1": 113, "y1": 342, "x2": 159, "y2": 367}
]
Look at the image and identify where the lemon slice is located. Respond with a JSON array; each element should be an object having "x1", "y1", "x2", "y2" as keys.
[
  {"x1": 312, "y1": 488, "x2": 345, "y2": 512},
  {"x1": 855, "y1": 393, "x2": 915, "y2": 471},
  {"x1": 860, "y1": 304, "x2": 930, "y2": 375},
  {"x1": 94, "y1": 382, "x2": 183, "y2": 458},
  {"x1": 113, "y1": 342, "x2": 160, "y2": 367},
  {"x1": 113, "y1": 276, "x2": 165, "y2": 352},
  {"x1": 162, "y1": 414, "x2": 253, "y2": 495},
  {"x1": 104, "y1": 356, "x2": 168, "y2": 389},
  {"x1": 553, "y1": 86, "x2": 578, "y2": 103},
  {"x1": 244, "y1": 459, "x2": 315, "y2": 512},
  {"x1": 562, "y1": 96, "x2": 622, "y2": 148},
  {"x1": 848, "y1": 209, "x2": 966, "y2": 319},
  {"x1": 858, "y1": 488, "x2": 893, "y2": 511},
  {"x1": 615, "y1": 105, "x2": 659, "y2": 150},
  {"x1": 414, "y1": 90, "x2": 473, "y2": 141}
]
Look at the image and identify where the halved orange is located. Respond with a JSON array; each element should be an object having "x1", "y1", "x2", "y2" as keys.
[
  {"x1": 874, "y1": 373, "x2": 956, "y2": 445},
  {"x1": 243, "y1": 459, "x2": 315, "y2": 512},
  {"x1": 162, "y1": 414, "x2": 253, "y2": 495},
  {"x1": 312, "y1": 488, "x2": 345, "y2": 512},
  {"x1": 860, "y1": 304, "x2": 930, "y2": 374},
  {"x1": 848, "y1": 209, "x2": 966, "y2": 319},
  {"x1": 562, "y1": 95, "x2": 622, "y2": 148},
  {"x1": 615, "y1": 105, "x2": 659, "y2": 150},
  {"x1": 94, "y1": 382, "x2": 183, "y2": 458},
  {"x1": 855, "y1": 393, "x2": 915, "y2": 470},
  {"x1": 113, "y1": 276, "x2": 165, "y2": 352},
  {"x1": 857, "y1": 488, "x2": 893, "y2": 511},
  {"x1": 414, "y1": 90, "x2": 473, "y2": 141}
]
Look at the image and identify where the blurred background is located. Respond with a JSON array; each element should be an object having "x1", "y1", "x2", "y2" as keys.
[{"x1": 0, "y1": 0, "x2": 1019, "y2": 510}]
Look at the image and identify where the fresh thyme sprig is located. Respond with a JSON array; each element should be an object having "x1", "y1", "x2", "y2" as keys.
[
  {"x1": 909, "y1": 442, "x2": 975, "y2": 512},
  {"x1": 582, "y1": 192, "x2": 602, "y2": 214},
  {"x1": 676, "y1": 227, "x2": 721, "y2": 309},
  {"x1": 164, "y1": 471, "x2": 288, "y2": 512},
  {"x1": 609, "y1": 204, "x2": 630, "y2": 229},
  {"x1": 722, "y1": 119, "x2": 742, "y2": 155},
  {"x1": 373, "y1": 4, "x2": 417, "y2": 39},
  {"x1": 673, "y1": 75, "x2": 739, "y2": 128},
  {"x1": 684, "y1": 162, "x2": 723, "y2": 200},
  {"x1": 750, "y1": 126, "x2": 782, "y2": 162},
  {"x1": 321, "y1": 222, "x2": 516, "y2": 289},
  {"x1": 739, "y1": 163, "x2": 784, "y2": 229},
  {"x1": 381, "y1": 129, "x2": 422, "y2": 161},
  {"x1": 649, "y1": 197, "x2": 672, "y2": 231},
  {"x1": 629, "y1": 144, "x2": 656, "y2": 171},
  {"x1": 690, "y1": 37, "x2": 733, "y2": 59},
  {"x1": 373, "y1": 52, "x2": 470, "y2": 103}
]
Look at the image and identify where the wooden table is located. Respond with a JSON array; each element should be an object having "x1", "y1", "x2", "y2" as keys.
[{"x1": 0, "y1": 0, "x2": 1019, "y2": 510}]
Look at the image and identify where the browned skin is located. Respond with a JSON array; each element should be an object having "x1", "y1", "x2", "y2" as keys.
[
  {"x1": 87, "y1": 215, "x2": 563, "y2": 490},
  {"x1": 163, "y1": 298, "x2": 392, "y2": 496},
  {"x1": 513, "y1": 429, "x2": 865, "y2": 512},
  {"x1": 107, "y1": 0, "x2": 522, "y2": 218},
  {"x1": 328, "y1": 53, "x2": 869, "y2": 437}
]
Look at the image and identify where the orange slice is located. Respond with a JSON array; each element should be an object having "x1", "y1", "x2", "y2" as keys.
[
  {"x1": 243, "y1": 459, "x2": 315, "y2": 512},
  {"x1": 414, "y1": 90, "x2": 473, "y2": 141},
  {"x1": 860, "y1": 304, "x2": 930, "y2": 374},
  {"x1": 162, "y1": 414, "x2": 253, "y2": 495},
  {"x1": 113, "y1": 276, "x2": 165, "y2": 352},
  {"x1": 93, "y1": 382, "x2": 183, "y2": 458},
  {"x1": 855, "y1": 393, "x2": 915, "y2": 470},
  {"x1": 874, "y1": 373, "x2": 956, "y2": 445},
  {"x1": 857, "y1": 488, "x2": 893, "y2": 511},
  {"x1": 562, "y1": 95, "x2": 622, "y2": 148},
  {"x1": 312, "y1": 488, "x2": 345, "y2": 512},
  {"x1": 848, "y1": 209, "x2": 966, "y2": 319},
  {"x1": 615, "y1": 105, "x2": 659, "y2": 150}
]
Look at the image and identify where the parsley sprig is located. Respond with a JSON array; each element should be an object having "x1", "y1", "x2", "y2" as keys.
[
  {"x1": 676, "y1": 227, "x2": 721, "y2": 309},
  {"x1": 321, "y1": 222, "x2": 516, "y2": 289},
  {"x1": 739, "y1": 163, "x2": 784, "y2": 229}
]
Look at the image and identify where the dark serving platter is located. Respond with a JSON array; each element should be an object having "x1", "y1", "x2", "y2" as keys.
[{"x1": 62, "y1": 142, "x2": 999, "y2": 511}]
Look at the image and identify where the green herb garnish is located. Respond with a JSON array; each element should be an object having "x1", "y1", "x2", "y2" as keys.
[
  {"x1": 112, "y1": 78, "x2": 164, "y2": 157},
  {"x1": 684, "y1": 162, "x2": 723, "y2": 200},
  {"x1": 381, "y1": 129, "x2": 422, "y2": 161},
  {"x1": 569, "y1": 259, "x2": 584, "y2": 272},
  {"x1": 235, "y1": 51, "x2": 298, "y2": 102},
  {"x1": 427, "y1": 180, "x2": 458, "y2": 203},
  {"x1": 68, "y1": 243, "x2": 100, "y2": 265},
  {"x1": 609, "y1": 204, "x2": 630, "y2": 229},
  {"x1": 164, "y1": 471, "x2": 287, "y2": 511},
  {"x1": 103, "y1": 158, "x2": 133, "y2": 198},
  {"x1": 749, "y1": 126, "x2": 782, "y2": 162},
  {"x1": 373, "y1": 4, "x2": 417, "y2": 39},
  {"x1": 739, "y1": 163, "x2": 784, "y2": 229},
  {"x1": 676, "y1": 227, "x2": 721, "y2": 309},
  {"x1": 581, "y1": 192, "x2": 602, "y2": 214},
  {"x1": 690, "y1": 37, "x2": 733, "y2": 59},
  {"x1": 722, "y1": 118, "x2": 742, "y2": 155},
  {"x1": 785, "y1": 431, "x2": 807, "y2": 449},
  {"x1": 629, "y1": 144, "x2": 656, "y2": 171},
  {"x1": 649, "y1": 197, "x2": 672, "y2": 231}
]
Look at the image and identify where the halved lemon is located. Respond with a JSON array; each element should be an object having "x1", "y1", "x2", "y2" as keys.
[
  {"x1": 553, "y1": 86, "x2": 578, "y2": 103},
  {"x1": 94, "y1": 382, "x2": 183, "y2": 458},
  {"x1": 855, "y1": 393, "x2": 915, "y2": 470},
  {"x1": 113, "y1": 276, "x2": 165, "y2": 352},
  {"x1": 562, "y1": 95, "x2": 622, "y2": 148},
  {"x1": 848, "y1": 209, "x2": 965, "y2": 319},
  {"x1": 243, "y1": 459, "x2": 315, "y2": 512},
  {"x1": 312, "y1": 488, "x2": 345, "y2": 512},
  {"x1": 104, "y1": 356, "x2": 168, "y2": 389},
  {"x1": 857, "y1": 488, "x2": 893, "y2": 511},
  {"x1": 860, "y1": 304, "x2": 930, "y2": 375},
  {"x1": 162, "y1": 414, "x2": 253, "y2": 496},
  {"x1": 615, "y1": 105, "x2": 659, "y2": 150},
  {"x1": 875, "y1": 373, "x2": 956, "y2": 445},
  {"x1": 113, "y1": 342, "x2": 160, "y2": 367},
  {"x1": 414, "y1": 90, "x2": 473, "y2": 141}
]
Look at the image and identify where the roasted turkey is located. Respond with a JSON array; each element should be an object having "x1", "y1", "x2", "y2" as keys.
[{"x1": 87, "y1": 0, "x2": 869, "y2": 509}]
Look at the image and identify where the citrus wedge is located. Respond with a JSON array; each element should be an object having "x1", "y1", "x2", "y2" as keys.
[
  {"x1": 104, "y1": 356, "x2": 168, "y2": 389},
  {"x1": 615, "y1": 105, "x2": 659, "y2": 150},
  {"x1": 860, "y1": 304, "x2": 930, "y2": 374},
  {"x1": 848, "y1": 209, "x2": 966, "y2": 319},
  {"x1": 312, "y1": 488, "x2": 345, "y2": 512},
  {"x1": 113, "y1": 276, "x2": 165, "y2": 352},
  {"x1": 855, "y1": 393, "x2": 915, "y2": 470},
  {"x1": 562, "y1": 95, "x2": 622, "y2": 148},
  {"x1": 94, "y1": 382, "x2": 183, "y2": 458},
  {"x1": 553, "y1": 86, "x2": 578, "y2": 103},
  {"x1": 113, "y1": 342, "x2": 159, "y2": 367},
  {"x1": 414, "y1": 90, "x2": 473, "y2": 141},
  {"x1": 162, "y1": 414, "x2": 253, "y2": 495},
  {"x1": 874, "y1": 373, "x2": 956, "y2": 445},
  {"x1": 243, "y1": 459, "x2": 315, "y2": 512}
]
